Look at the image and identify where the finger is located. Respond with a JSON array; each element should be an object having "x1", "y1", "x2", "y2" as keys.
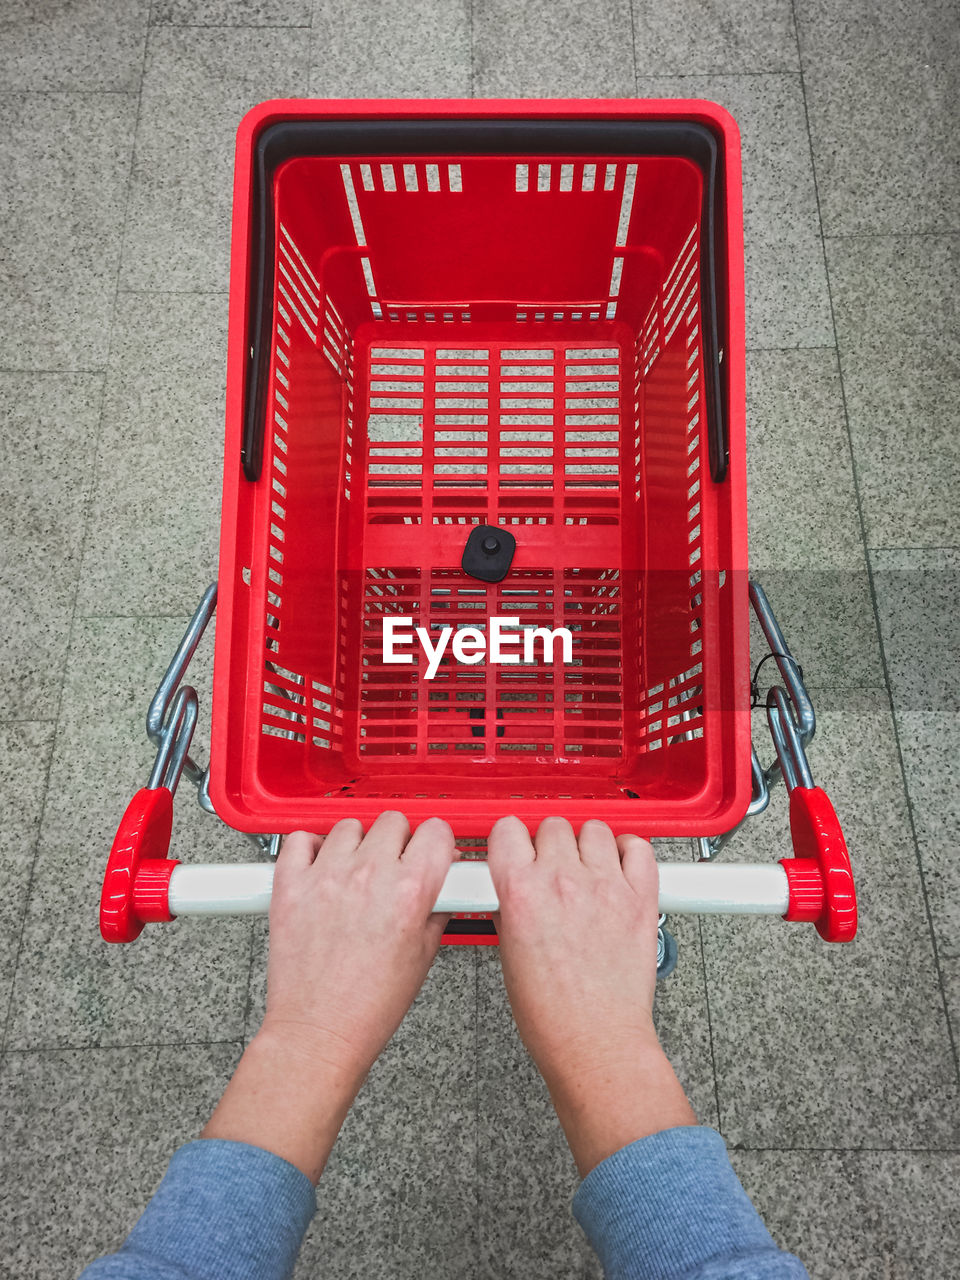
[
  {"x1": 315, "y1": 817, "x2": 364, "y2": 863},
  {"x1": 275, "y1": 830, "x2": 323, "y2": 875},
  {"x1": 534, "y1": 815, "x2": 579, "y2": 867},
  {"x1": 577, "y1": 819, "x2": 621, "y2": 874},
  {"x1": 616, "y1": 834, "x2": 659, "y2": 908},
  {"x1": 357, "y1": 809, "x2": 411, "y2": 862},
  {"x1": 487, "y1": 816, "x2": 535, "y2": 885},
  {"x1": 401, "y1": 817, "x2": 460, "y2": 896},
  {"x1": 401, "y1": 816, "x2": 458, "y2": 863}
]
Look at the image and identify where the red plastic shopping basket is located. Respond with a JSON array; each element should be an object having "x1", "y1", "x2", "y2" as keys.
[
  {"x1": 208, "y1": 98, "x2": 750, "y2": 837},
  {"x1": 101, "y1": 100, "x2": 857, "y2": 953}
]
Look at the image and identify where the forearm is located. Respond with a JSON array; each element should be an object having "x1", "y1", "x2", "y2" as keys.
[
  {"x1": 541, "y1": 1030, "x2": 697, "y2": 1179},
  {"x1": 202, "y1": 1024, "x2": 366, "y2": 1184},
  {"x1": 80, "y1": 818, "x2": 457, "y2": 1279}
]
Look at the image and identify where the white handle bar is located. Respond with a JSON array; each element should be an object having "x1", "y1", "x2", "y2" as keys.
[{"x1": 167, "y1": 860, "x2": 790, "y2": 918}]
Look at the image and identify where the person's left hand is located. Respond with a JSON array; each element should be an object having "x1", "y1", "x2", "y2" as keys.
[{"x1": 262, "y1": 811, "x2": 459, "y2": 1078}]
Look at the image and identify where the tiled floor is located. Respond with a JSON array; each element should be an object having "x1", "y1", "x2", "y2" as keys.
[{"x1": 0, "y1": 2, "x2": 957, "y2": 1277}]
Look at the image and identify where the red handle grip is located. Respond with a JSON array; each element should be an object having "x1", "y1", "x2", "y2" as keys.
[
  {"x1": 100, "y1": 788, "x2": 180, "y2": 943},
  {"x1": 780, "y1": 786, "x2": 857, "y2": 943}
]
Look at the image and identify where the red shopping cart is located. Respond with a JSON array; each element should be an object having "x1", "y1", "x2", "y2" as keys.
[{"x1": 101, "y1": 99, "x2": 856, "y2": 962}]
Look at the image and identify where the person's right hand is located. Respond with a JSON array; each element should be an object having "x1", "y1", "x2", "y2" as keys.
[
  {"x1": 262, "y1": 812, "x2": 458, "y2": 1078},
  {"x1": 204, "y1": 811, "x2": 458, "y2": 1182},
  {"x1": 488, "y1": 816, "x2": 696, "y2": 1176}
]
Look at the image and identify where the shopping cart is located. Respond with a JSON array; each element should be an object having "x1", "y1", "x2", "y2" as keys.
[{"x1": 100, "y1": 99, "x2": 856, "y2": 967}]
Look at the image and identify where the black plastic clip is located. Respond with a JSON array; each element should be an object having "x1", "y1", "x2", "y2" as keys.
[{"x1": 461, "y1": 525, "x2": 516, "y2": 584}]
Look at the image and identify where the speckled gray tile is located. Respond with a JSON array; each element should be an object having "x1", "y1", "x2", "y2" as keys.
[
  {"x1": 747, "y1": 353, "x2": 861, "y2": 569},
  {"x1": 838, "y1": 343, "x2": 960, "y2": 548},
  {"x1": 473, "y1": 0, "x2": 636, "y2": 97},
  {"x1": 745, "y1": 235, "x2": 834, "y2": 352},
  {"x1": 290, "y1": 946, "x2": 477, "y2": 1280},
  {"x1": 0, "y1": 373, "x2": 102, "y2": 719},
  {"x1": 0, "y1": 723, "x2": 54, "y2": 1021},
  {"x1": 702, "y1": 690, "x2": 960, "y2": 1149},
  {"x1": 869, "y1": 548, "x2": 960, "y2": 713},
  {"x1": 871, "y1": 548, "x2": 960, "y2": 1027},
  {"x1": 827, "y1": 235, "x2": 959, "y2": 350},
  {"x1": 746, "y1": 349, "x2": 883, "y2": 689},
  {"x1": 476, "y1": 918, "x2": 716, "y2": 1280},
  {"x1": 107, "y1": 289, "x2": 230, "y2": 374},
  {"x1": 943, "y1": 960, "x2": 960, "y2": 1053},
  {"x1": 119, "y1": 27, "x2": 308, "y2": 294},
  {"x1": 76, "y1": 293, "x2": 227, "y2": 617},
  {"x1": 731, "y1": 1149, "x2": 960, "y2": 1279},
  {"x1": 0, "y1": 1042, "x2": 240, "y2": 1279},
  {"x1": 0, "y1": 92, "x2": 137, "y2": 369},
  {"x1": 826, "y1": 235, "x2": 960, "y2": 548},
  {"x1": 635, "y1": 75, "x2": 833, "y2": 350},
  {"x1": 5, "y1": 616, "x2": 255, "y2": 1050},
  {"x1": 153, "y1": 0, "x2": 312, "y2": 24},
  {"x1": 796, "y1": 0, "x2": 960, "y2": 235},
  {"x1": 0, "y1": 0, "x2": 148, "y2": 91},
  {"x1": 310, "y1": 0, "x2": 470, "y2": 97},
  {"x1": 632, "y1": 0, "x2": 799, "y2": 73},
  {"x1": 891, "y1": 709, "x2": 960, "y2": 1032}
]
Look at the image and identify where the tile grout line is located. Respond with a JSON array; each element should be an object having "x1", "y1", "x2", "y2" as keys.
[
  {"x1": 0, "y1": 3, "x2": 153, "y2": 1054},
  {"x1": 68, "y1": 4, "x2": 154, "y2": 610},
  {"x1": 74, "y1": 611, "x2": 203, "y2": 622},
  {"x1": 731, "y1": 1145, "x2": 960, "y2": 1155},
  {"x1": 824, "y1": 228, "x2": 960, "y2": 241},
  {"x1": 0, "y1": 698, "x2": 68, "y2": 1051},
  {"x1": 857, "y1": 553, "x2": 960, "y2": 1085},
  {"x1": 52, "y1": 24, "x2": 221, "y2": 628},
  {"x1": 2, "y1": 1037, "x2": 245, "y2": 1056},
  {"x1": 474, "y1": 947, "x2": 481, "y2": 1280},
  {"x1": 629, "y1": 0, "x2": 640, "y2": 96},
  {"x1": 468, "y1": 0, "x2": 475, "y2": 99},
  {"x1": 742, "y1": 343, "x2": 835, "y2": 352},
  {"x1": 0, "y1": 87, "x2": 139, "y2": 95},
  {"x1": 114, "y1": 288, "x2": 229, "y2": 295},
  {"x1": 638, "y1": 70, "x2": 805, "y2": 79},
  {"x1": 0, "y1": 368, "x2": 113, "y2": 1050},
  {"x1": 869, "y1": 546, "x2": 960, "y2": 554},
  {"x1": 789, "y1": 0, "x2": 960, "y2": 1089},
  {"x1": 695, "y1": 900, "x2": 723, "y2": 1133},
  {"x1": 239, "y1": 916, "x2": 260, "y2": 1049},
  {"x1": 149, "y1": 23, "x2": 314, "y2": 29}
]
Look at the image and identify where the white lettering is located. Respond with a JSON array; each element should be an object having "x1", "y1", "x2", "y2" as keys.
[
  {"x1": 385, "y1": 616, "x2": 575, "y2": 679},
  {"x1": 382, "y1": 616, "x2": 414, "y2": 664},
  {"x1": 416, "y1": 625, "x2": 451, "y2": 680},
  {"x1": 489, "y1": 616, "x2": 522, "y2": 664},
  {"x1": 523, "y1": 625, "x2": 573, "y2": 665},
  {"x1": 452, "y1": 627, "x2": 486, "y2": 663}
]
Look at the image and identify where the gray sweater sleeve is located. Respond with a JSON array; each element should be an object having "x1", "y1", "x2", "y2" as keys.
[
  {"x1": 79, "y1": 1127, "x2": 806, "y2": 1279},
  {"x1": 78, "y1": 1139, "x2": 316, "y2": 1280},
  {"x1": 573, "y1": 1126, "x2": 809, "y2": 1279}
]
